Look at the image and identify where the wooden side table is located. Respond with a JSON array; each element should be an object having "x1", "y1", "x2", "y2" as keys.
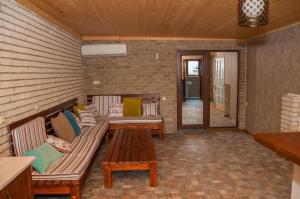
[{"x1": 0, "y1": 157, "x2": 35, "y2": 199}]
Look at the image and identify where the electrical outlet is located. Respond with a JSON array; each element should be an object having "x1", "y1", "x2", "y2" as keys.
[
  {"x1": 93, "y1": 80, "x2": 100, "y2": 85},
  {"x1": 0, "y1": 116, "x2": 5, "y2": 125},
  {"x1": 162, "y1": 97, "x2": 167, "y2": 101}
]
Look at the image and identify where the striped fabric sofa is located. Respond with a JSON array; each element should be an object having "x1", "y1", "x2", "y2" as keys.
[
  {"x1": 12, "y1": 117, "x2": 108, "y2": 180},
  {"x1": 87, "y1": 94, "x2": 164, "y2": 139},
  {"x1": 9, "y1": 98, "x2": 109, "y2": 199}
]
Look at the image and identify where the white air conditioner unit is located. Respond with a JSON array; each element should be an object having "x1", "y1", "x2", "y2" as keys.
[{"x1": 81, "y1": 44, "x2": 127, "y2": 56}]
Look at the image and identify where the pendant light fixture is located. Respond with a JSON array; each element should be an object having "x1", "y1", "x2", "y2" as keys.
[{"x1": 238, "y1": 0, "x2": 269, "y2": 27}]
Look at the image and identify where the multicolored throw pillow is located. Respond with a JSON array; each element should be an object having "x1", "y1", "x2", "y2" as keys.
[
  {"x1": 109, "y1": 103, "x2": 123, "y2": 117},
  {"x1": 46, "y1": 135, "x2": 71, "y2": 153}
]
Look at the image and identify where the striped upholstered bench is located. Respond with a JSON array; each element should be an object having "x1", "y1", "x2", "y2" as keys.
[
  {"x1": 9, "y1": 98, "x2": 109, "y2": 199},
  {"x1": 87, "y1": 94, "x2": 164, "y2": 139}
]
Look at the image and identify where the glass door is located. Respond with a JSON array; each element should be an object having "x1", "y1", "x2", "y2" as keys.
[
  {"x1": 182, "y1": 59, "x2": 203, "y2": 125},
  {"x1": 210, "y1": 52, "x2": 238, "y2": 127},
  {"x1": 215, "y1": 58, "x2": 225, "y2": 111}
]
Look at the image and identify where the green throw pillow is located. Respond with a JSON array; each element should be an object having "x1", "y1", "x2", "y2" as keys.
[
  {"x1": 25, "y1": 143, "x2": 63, "y2": 173},
  {"x1": 123, "y1": 98, "x2": 142, "y2": 116}
]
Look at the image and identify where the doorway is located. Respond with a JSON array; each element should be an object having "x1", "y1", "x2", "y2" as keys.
[
  {"x1": 182, "y1": 57, "x2": 203, "y2": 125},
  {"x1": 177, "y1": 50, "x2": 239, "y2": 129},
  {"x1": 177, "y1": 50, "x2": 210, "y2": 129},
  {"x1": 210, "y1": 52, "x2": 238, "y2": 127}
]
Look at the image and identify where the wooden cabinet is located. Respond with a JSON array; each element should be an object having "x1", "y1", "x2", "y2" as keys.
[
  {"x1": 0, "y1": 157, "x2": 35, "y2": 199},
  {"x1": 1, "y1": 167, "x2": 33, "y2": 199}
]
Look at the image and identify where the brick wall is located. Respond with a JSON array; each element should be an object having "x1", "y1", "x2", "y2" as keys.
[
  {"x1": 83, "y1": 40, "x2": 246, "y2": 133},
  {"x1": 0, "y1": 0, "x2": 84, "y2": 156},
  {"x1": 281, "y1": 93, "x2": 300, "y2": 132}
]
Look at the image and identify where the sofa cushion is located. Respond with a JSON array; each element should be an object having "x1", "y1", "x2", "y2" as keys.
[
  {"x1": 142, "y1": 102, "x2": 158, "y2": 116},
  {"x1": 80, "y1": 120, "x2": 109, "y2": 139},
  {"x1": 92, "y1": 96, "x2": 121, "y2": 116},
  {"x1": 72, "y1": 113, "x2": 83, "y2": 129},
  {"x1": 51, "y1": 112, "x2": 76, "y2": 143},
  {"x1": 32, "y1": 137, "x2": 97, "y2": 180},
  {"x1": 86, "y1": 104, "x2": 99, "y2": 116},
  {"x1": 78, "y1": 109, "x2": 97, "y2": 127},
  {"x1": 63, "y1": 110, "x2": 81, "y2": 136},
  {"x1": 11, "y1": 117, "x2": 47, "y2": 156},
  {"x1": 25, "y1": 143, "x2": 62, "y2": 173},
  {"x1": 99, "y1": 116, "x2": 163, "y2": 124},
  {"x1": 73, "y1": 104, "x2": 86, "y2": 116},
  {"x1": 123, "y1": 98, "x2": 142, "y2": 116},
  {"x1": 46, "y1": 135, "x2": 71, "y2": 153},
  {"x1": 109, "y1": 103, "x2": 123, "y2": 117},
  {"x1": 31, "y1": 121, "x2": 108, "y2": 180}
]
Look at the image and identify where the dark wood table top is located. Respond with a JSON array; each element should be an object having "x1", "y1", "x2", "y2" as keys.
[
  {"x1": 254, "y1": 132, "x2": 300, "y2": 166},
  {"x1": 103, "y1": 128, "x2": 156, "y2": 164}
]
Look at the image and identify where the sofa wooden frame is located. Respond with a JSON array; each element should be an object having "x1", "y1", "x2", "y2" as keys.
[
  {"x1": 8, "y1": 98, "x2": 93, "y2": 199},
  {"x1": 87, "y1": 94, "x2": 164, "y2": 139}
]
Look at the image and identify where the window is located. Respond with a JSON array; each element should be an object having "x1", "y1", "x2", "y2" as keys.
[{"x1": 187, "y1": 60, "x2": 199, "y2": 76}]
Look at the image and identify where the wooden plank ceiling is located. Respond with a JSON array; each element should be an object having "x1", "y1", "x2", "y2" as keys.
[{"x1": 17, "y1": 0, "x2": 300, "y2": 40}]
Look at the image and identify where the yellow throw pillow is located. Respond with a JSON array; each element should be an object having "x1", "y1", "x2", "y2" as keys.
[
  {"x1": 123, "y1": 98, "x2": 142, "y2": 117},
  {"x1": 73, "y1": 104, "x2": 86, "y2": 116}
]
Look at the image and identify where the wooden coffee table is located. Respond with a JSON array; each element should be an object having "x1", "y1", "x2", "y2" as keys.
[{"x1": 102, "y1": 128, "x2": 157, "y2": 188}]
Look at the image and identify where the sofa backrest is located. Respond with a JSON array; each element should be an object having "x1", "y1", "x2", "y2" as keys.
[
  {"x1": 11, "y1": 117, "x2": 47, "y2": 156},
  {"x1": 8, "y1": 98, "x2": 78, "y2": 156},
  {"x1": 87, "y1": 94, "x2": 161, "y2": 116},
  {"x1": 91, "y1": 96, "x2": 122, "y2": 116}
]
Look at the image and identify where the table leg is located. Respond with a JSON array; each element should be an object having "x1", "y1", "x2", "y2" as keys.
[
  {"x1": 159, "y1": 123, "x2": 164, "y2": 140},
  {"x1": 149, "y1": 163, "x2": 157, "y2": 187},
  {"x1": 292, "y1": 164, "x2": 300, "y2": 199},
  {"x1": 103, "y1": 164, "x2": 112, "y2": 188}
]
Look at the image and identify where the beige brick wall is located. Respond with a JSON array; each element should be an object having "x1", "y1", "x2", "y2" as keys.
[
  {"x1": 0, "y1": 0, "x2": 84, "y2": 156},
  {"x1": 83, "y1": 40, "x2": 246, "y2": 133},
  {"x1": 281, "y1": 93, "x2": 300, "y2": 132}
]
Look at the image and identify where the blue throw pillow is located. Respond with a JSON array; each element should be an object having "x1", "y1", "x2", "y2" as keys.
[{"x1": 63, "y1": 110, "x2": 81, "y2": 136}]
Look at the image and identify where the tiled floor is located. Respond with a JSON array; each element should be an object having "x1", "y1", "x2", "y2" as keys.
[
  {"x1": 37, "y1": 131, "x2": 293, "y2": 199},
  {"x1": 210, "y1": 103, "x2": 236, "y2": 127},
  {"x1": 182, "y1": 100, "x2": 235, "y2": 127},
  {"x1": 182, "y1": 99, "x2": 203, "y2": 124}
]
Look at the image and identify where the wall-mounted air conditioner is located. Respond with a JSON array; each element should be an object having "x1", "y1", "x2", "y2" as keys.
[{"x1": 81, "y1": 43, "x2": 127, "y2": 56}]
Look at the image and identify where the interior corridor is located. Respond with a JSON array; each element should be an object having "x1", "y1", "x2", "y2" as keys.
[{"x1": 182, "y1": 99, "x2": 236, "y2": 127}]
